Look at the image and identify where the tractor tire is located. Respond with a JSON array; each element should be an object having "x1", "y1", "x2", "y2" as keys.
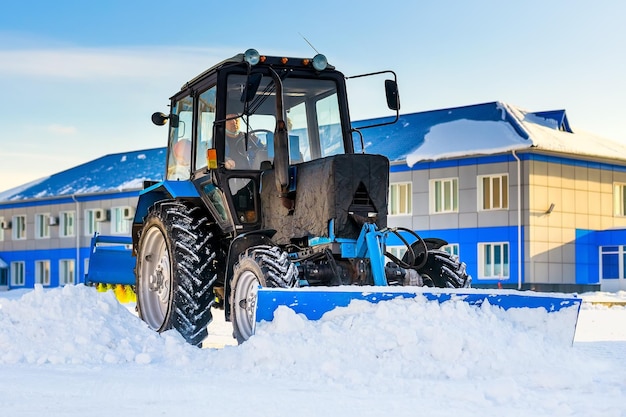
[
  {"x1": 230, "y1": 245, "x2": 298, "y2": 344},
  {"x1": 415, "y1": 249, "x2": 471, "y2": 288},
  {"x1": 136, "y1": 199, "x2": 219, "y2": 347}
]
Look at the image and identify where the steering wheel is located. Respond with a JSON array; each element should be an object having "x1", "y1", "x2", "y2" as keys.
[{"x1": 248, "y1": 129, "x2": 273, "y2": 146}]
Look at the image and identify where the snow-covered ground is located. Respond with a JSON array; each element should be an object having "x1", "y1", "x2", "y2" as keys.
[{"x1": 0, "y1": 285, "x2": 624, "y2": 417}]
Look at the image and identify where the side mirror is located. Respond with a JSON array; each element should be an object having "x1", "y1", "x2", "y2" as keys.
[
  {"x1": 151, "y1": 112, "x2": 169, "y2": 126},
  {"x1": 385, "y1": 80, "x2": 400, "y2": 111}
]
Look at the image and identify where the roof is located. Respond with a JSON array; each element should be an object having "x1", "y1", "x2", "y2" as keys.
[
  {"x1": 358, "y1": 101, "x2": 626, "y2": 167},
  {"x1": 3, "y1": 101, "x2": 626, "y2": 202},
  {"x1": 0, "y1": 148, "x2": 166, "y2": 202}
]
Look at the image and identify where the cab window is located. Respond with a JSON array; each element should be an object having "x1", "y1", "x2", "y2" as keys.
[
  {"x1": 196, "y1": 86, "x2": 216, "y2": 170},
  {"x1": 166, "y1": 96, "x2": 193, "y2": 180}
]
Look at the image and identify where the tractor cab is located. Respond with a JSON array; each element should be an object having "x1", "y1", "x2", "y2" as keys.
[{"x1": 157, "y1": 49, "x2": 399, "y2": 234}]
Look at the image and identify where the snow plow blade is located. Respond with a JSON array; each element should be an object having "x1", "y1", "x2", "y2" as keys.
[
  {"x1": 85, "y1": 234, "x2": 135, "y2": 286},
  {"x1": 255, "y1": 287, "x2": 582, "y2": 342}
]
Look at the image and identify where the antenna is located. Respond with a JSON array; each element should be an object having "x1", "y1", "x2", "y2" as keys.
[{"x1": 299, "y1": 33, "x2": 320, "y2": 54}]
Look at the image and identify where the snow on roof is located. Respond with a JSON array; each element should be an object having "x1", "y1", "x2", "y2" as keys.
[
  {"x1": 503, "y1": 103, "x2": 626, "y2": 161},
  {"x1": 0, "y1": 148, "x2": 166, "y2": 202},
  {"x1": 361, "y1": 101, "x2": 626, "y2": 167}
]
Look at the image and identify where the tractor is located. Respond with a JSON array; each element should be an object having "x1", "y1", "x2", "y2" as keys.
[{"x1": 87, "y1": 49, "x2": 579, "y2": 346}]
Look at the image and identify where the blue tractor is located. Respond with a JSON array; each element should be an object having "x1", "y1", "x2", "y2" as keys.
[{"x1": 87, "y1": 49, "x2": 579, "y2": 346}]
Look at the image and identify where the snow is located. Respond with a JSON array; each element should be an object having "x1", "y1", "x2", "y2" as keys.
[
  {"x1": 405, "y1": 101, "x2": 626, "y2": 167},
  {"x1": 406, "y1": 119, "x2": 528, "y2": 167},
  {"x1": 0, "y1": 285, "x2": 625, "y2": 416}
]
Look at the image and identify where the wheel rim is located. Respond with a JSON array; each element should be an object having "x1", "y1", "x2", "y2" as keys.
[
  {"x1": 233, "y1": 270, "x2": 260, "y2": 340},
  {"x1": 138, "y1": 226, "x2": 172, "y2": 330}
]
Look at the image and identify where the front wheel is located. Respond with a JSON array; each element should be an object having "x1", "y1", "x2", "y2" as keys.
[
  {"x1": 136, "y1": 200, "x2": 220, "y2": 346},
  {"x1": 230, "y1": 245, "x2": 298, "y2": 343}
]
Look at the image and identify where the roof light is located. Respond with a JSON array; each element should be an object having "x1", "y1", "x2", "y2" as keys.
[
  {"x1": 312, "y1": 54, "x2": 328, "y2": 71},
  {"x1": 244, "y1": 49, "x2": 261, "y2": 66}
]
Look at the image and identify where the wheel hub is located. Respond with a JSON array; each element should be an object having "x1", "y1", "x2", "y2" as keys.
[{"x1": 148, "y1": 264, "x2": 164, "y2": 292}]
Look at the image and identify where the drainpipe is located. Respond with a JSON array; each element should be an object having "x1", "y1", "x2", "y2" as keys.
[
  {"x1": 71, "y1": 194, "x2": 80, "y2": 284},
  {"x1": 512, "y1": 150, "x2": 522, "y2": 290}
]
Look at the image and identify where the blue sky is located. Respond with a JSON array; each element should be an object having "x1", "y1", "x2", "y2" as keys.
[{"x1": 0, "y1": 0, "x2": 624, "y2": 192}]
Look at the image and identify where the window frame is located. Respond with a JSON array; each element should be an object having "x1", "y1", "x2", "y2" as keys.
[
  {"x1": 441, "y1": 243, "x2": 460, "y2": 257},
  {"x1": 35, "y1": 260, "x2": 51, "y2": 286},
  {"x1": 35, "y1": 213, "x2": 51, "y2": 239},
  {"x1": 84, "y1": 209, "x2": 101, "y2": 237},
  {"x1": 12, "y1": 215, "x2": 27, "y2": 240},
  {"x1": 389, "y1": 182, "x2": 412, "y2": 216},
  {"x1": 385, "y1": 245, "x2": 407, "y2": 264},
  {"x1": 478, "y1": 173, "x2": 509, "y2": 211},
  {"x1": 429, "y1": 177, "x2": 459, "y2": 214},
  {"x1": 478, "y1": 242, "x2": 510, "y2": 279},
  {"x1": 111, "y1": 206, "x2": 131, "y2": 234},
  {"x1": 59, "y1": 210, "x2": 76, "y2": 238},
  {"x1": 613, "y1": 183, "x2": 626, "y2": 216},
  {"x1": 59, "y1": 259, "x2": 75, "y2": 285},
  {"x1": 10, "y1": 261, "x2": 25, "y2": 286}
]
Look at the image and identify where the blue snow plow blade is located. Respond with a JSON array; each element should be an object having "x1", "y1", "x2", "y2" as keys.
[
  {"x1": 256, "y1": 287, "x2": 582, "y2": 321},
  {"x1": 85, "y1": 234, "x2": 135, "y2": 286}
]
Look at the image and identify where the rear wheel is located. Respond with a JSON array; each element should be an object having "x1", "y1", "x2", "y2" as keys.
[
  {"x1": 230, "y1": 245, "x2": 298, "y2": 343},
  {"x1": 415, "y1": 250, "x2": 471, "y2": 288},
  {"x1": 136, "y1": 200, "x2": 219, "y2": 346}
]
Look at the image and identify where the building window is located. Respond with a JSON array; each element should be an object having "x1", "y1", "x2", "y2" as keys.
[
  {"x1": 389, "y1": 183, "x2": 412, "y2": 215},
  {"x1": 35, "y1": 260, "x2": 51, "y2": 286},
  {"x1": 0, "y1": 216, "x2": 4, "y2": 241},
  {"x1": 59, "y1": 211, "x2": 76, "y2": 237},
  {"x1": 600, "y1": 246, "x2": 626, "y2": 280},
  {"x1": 84, "y1": 209, "x2": 101, "y2": 236},
  {"x1": 385, "y1": 245, "x2": 407, "y2": 263},
  {"x1": 12, "y1": 215, "x2": 27, "y2": 240},
  {"x1": 111, "y1": 207, "x2": 131, "y2": 234},
  {"x1": 613, "y1": 183, "x2": 626, "y2": 216},
  {"x1": 478, "y1": 242, "x2": 509, "y2": 279},
  {"x1": 479, "y1": 174, "x2": 508, "y2": 210},
  {"x1": 35, "y1": 213, "x2": 51, "y2": 239},
  {"x1": 10, "y1": 261, "x2": 25, "y2": 286},
  {"x1": 441, "y1": 243, "x2": 459, "y2": 257},
  {"x1": 59, "y1": 259, "x2": 75, "y2": 285},
  {"x1": 430, "y1": 178, "x2": 458, "y2": 213}
]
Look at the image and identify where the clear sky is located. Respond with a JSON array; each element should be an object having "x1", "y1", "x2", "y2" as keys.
[{"x1": 1, "y1": 0, "x2": 624, "y2": 192}]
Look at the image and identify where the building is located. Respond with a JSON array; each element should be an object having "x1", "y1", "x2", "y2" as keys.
[
  {"x1": 0, "y1": 148, "x2": 166, "y2": 290},
  {"x1": 360, "y1": 101, "x2": 626, "y2": 292},
  {"x1": 2, "y1": 102, "x2": 626, "y2": 292}
]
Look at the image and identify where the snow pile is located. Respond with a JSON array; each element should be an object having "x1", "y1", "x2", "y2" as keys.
[
  {"x1": 1, "y1": 285, "x2": 588, "y2": 380},
  {"x1": 0, "y1": 284, "x2": 202, "y2": 365},
  {"x1": 225, "y1": 297, "x2": 595, "y2": 390},
  {"x1": 1, "y1": 285, "x2": 625, "y2": 416}
]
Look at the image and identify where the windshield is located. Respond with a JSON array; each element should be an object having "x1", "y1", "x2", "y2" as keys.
[{"x1": 226, "y1": 74, "x2": 345, "y2": 169}]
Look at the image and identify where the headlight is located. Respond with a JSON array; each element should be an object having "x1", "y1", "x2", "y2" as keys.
[
  {"x1": 244, "y1": 49, "x2": 261, "y2": 66},
  {"x1": 312, "y1": 54, "x2": 328, "y2": 71}
]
